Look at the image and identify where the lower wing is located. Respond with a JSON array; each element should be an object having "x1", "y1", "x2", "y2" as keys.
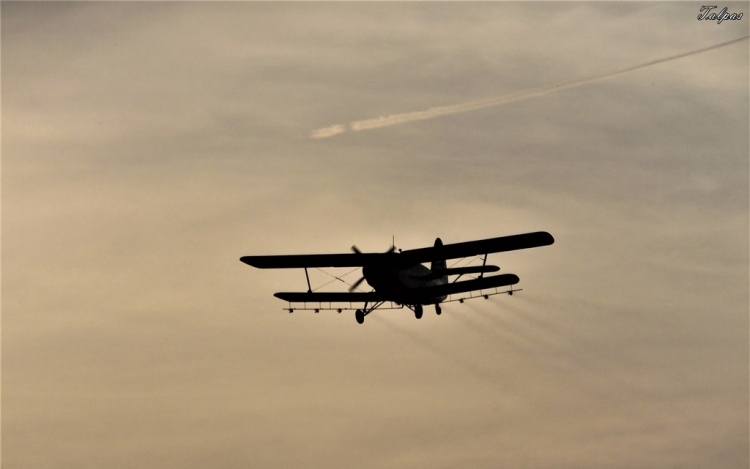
[
  {"x1": 274, "y1": 291, "x2": 388, "y2": 303},
  {"x1": 273, "y1": 274, "x2": 518, "y2": 304}
]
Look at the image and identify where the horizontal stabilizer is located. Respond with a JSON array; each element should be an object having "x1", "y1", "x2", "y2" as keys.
[
  {"x1": 399, "y1": 273, "x2": 519, "y2": 303},
  {"x1": 420, "y1": 265, "x2": 499, "y2": 280}
]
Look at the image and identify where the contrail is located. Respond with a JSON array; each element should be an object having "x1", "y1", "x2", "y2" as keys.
[{"x1": 311, "y1": 35, "x2": 749, "y2": 139}]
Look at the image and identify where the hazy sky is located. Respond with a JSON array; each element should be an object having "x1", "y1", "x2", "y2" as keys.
[{"x1": 3, "y1": 2, "x2": 748, "y2": 468}]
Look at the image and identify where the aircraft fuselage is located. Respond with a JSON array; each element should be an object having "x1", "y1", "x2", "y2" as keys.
[{"x1": 362, "y1": 263, "x2": 447, "y2": 305}]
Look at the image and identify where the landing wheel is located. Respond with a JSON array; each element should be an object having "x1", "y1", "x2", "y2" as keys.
[
  {"x1": 435, "y1": 305, "x2": 441, "y2": 316},
  {"x1": 414, "y1": 304, "x2": 423, "y2": 319},
  {"x1": 355, "y1": 309, "x2": 364, "y2": 324}
]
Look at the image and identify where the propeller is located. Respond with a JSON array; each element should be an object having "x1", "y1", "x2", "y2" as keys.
[
  {"x1": 351, "y1": 245, "x2": 394, "y2": 254},
  {"x1": 349, "y1": 245, "x2": 365, "y2": 291},
  {"x1": 349, "y1": 275, "x2": 367, "y2": 292},
  {"x1": 347, "y1": 243, "x2": 396, "y2": 291}
]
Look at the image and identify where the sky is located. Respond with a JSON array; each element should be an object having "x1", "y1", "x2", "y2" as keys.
[{"x1": 2, "y1": 2, "x2": 748, "y2": 468}]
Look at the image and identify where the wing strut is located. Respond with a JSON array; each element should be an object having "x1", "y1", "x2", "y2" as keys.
[
  {"x1": 479, "y1": 254, "x2": 488, "y2": 279},
  {"x1": 304, "y1": 268, "x2": 312, "y2": 293}
]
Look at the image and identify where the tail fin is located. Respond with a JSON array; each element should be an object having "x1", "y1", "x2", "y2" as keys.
[{"x1": 430, "y1": 238, "x2": 448, "y2": 285}]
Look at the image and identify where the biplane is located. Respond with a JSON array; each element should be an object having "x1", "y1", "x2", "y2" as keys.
[{"x1": 240, "y1": 231, "x2": 554, "y2": 324}]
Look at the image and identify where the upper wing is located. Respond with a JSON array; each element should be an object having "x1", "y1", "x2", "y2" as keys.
[
  {"x1": 241, "y1": 231, "x2": 553, "y2": 269},
  {"x1": 400, "y1": 231, "x2": 554, "y2": 264},
  {"x1": 240, "y1": 253, "x2": 383, "y2": 269}
]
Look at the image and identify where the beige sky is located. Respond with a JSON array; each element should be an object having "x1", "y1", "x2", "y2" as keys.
[{"x1": 3, "y1": 2, "x2": 748, "y2": 468}]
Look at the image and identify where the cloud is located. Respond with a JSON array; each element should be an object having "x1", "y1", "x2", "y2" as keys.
[
  {"x1": 310, "y1": 124, "x2": 346, "y2": 139},
  {"x1": 311, "y1": 35, "x2": 749, "y2": 139}
]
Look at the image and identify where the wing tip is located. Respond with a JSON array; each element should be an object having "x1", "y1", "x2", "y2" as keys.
[{"x1": 539, "y1": 231, "x2": 555, "y2": 246}]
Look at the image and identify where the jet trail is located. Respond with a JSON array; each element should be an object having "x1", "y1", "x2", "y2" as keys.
[{"x1": 311, "y1": 35, "x2": 749, "y2": 139}]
